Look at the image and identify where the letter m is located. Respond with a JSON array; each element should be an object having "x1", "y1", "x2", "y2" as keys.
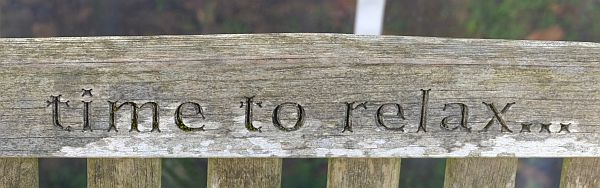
[{"x1": 107, "y1": 101, "x2": 160, "y2": 132}]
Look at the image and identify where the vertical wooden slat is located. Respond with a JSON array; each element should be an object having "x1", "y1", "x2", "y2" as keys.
[
  {"x1": 560, "y1": 158, "x2": 600, "y2": 187},
  {"x1": 207, "y1": 158, "x2": 282, "y2": 188},
  {"x1": 88, "y1": 158, "x2": 161, "y2": 188},
  {"x1": 327, "y1": 158, "x2": 401, "y2": 188},
  {"x1": 444, "y1": 158, "x2": 517, "y2": 188},
  {"x1": 0, "y1": 158, "x2": 39, "y2": 188}
]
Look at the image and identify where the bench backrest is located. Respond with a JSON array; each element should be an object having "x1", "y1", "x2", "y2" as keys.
[{"x1": 1, "y1": 34, "x2": 599, "y2": 187}]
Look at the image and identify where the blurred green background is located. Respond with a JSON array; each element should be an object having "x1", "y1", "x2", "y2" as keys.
[{"x1": 2, "y1": 0, "x2": 598, "y2": 187}]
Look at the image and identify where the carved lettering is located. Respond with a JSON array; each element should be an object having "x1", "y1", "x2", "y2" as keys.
[
  {"x1": 241, "y1": 96, "x2": 262, "y2": 132},
  {"x1": 440, "y1": 103, "x2": 470, "y2": 132},
  {"x1": 520, "y1": 122, "x2": 532, "y2": 133},
  {"x1": 480, "y1": 102, "x2": 515, "y2": 132},
  {"x1": 375, "y1": 103, "x2": 405, "y2": 131},
  {"x1": 342, "y1": 101, "x2": 367, "y2": 133},
  {"x1": 272, "y1": 102, "x2": 305, "y2": 131},
  {"x1": 41, "y1": 89, "x2": 573, "y2": 135},
  {"x1": 540, "y1": 123, "x2": 552, "y2": 133},
  {"x1": 417, "y1": 89, "x2": 431, "y2": 132},
  {"x1": 559, "y1": 123, "x2": 571, "y2": 133},
  {"x1": 174, "y1": 102, "x2": 206, "y2": 132},
  {"x1": 46, "y1": 95, "x2": 70, "y2": 130},
  {"x1": 108, "y1": 101, "x2": 160, "y2": 132},
  {"x1": 81, "y1": 89, "x2": 93, "y2": 132},
  {"x1": 82, "y1": 101, "x2": 92, "y2": 132},
  {"x1": 81, "y1": 88, "x2": 93, "y2": 97}
]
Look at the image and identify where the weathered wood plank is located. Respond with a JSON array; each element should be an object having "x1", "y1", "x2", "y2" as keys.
[
  {"x1": 444, "y1": 158, "x2": 517, "y2": 188},
  {"x1": 0, "y1": 158, "x2": 38, "y2": 188},
  {"x1": 327, "y1": 158, "x2": 400, "y2": 188},
  {"x1": 560, "y1": 158, "x2": 600, "y2": 188},
  {"x1": 0, "y1": 34, "x2": 599, "y2": 157},
  {"x1": 88, "y1": 158, "x2": 161, "y2": 188},
  {"x1": 207, "y1": 158, "x2": 281, "y2": 188}
]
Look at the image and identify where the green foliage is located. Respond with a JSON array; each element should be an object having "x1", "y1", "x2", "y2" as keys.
[
  {"x1": 466, "y1": 0, "x2": 555, "y2": 39},
  {"x1": 399, "y1": 159, "x2": 446, "y2": 188},
  {"x1": 282, "y1": 159, "x2": 327, "y2": 188},
  {"x1": 465, "y1": 0, "x2": 600, "y2": 41},
  {"x1": 162, "y1": 159, "x2": 207, "y2": 188},
  {"x1": 221, "y1": 20, "x2": 250, "y2": 34},
  {"x1": 39, "y1": 159, "x2": 86, "y2": 188}
]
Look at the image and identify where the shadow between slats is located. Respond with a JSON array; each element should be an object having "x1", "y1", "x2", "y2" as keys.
[
  {"x1": 162, "y1": 158, "x2": 207, "y2": 188},
  {"x1": 399, "y1": 158, "x2": 446, "y2": 187},
  {"x1": 282, "y1": 158, "x2": 327, "y2": 188},
  {"x1": 39, "y1": 158, "x2": 86, "y2": 187},
  {"x1": 516, "y1": 158, "x2": 562, "y2": 188}
]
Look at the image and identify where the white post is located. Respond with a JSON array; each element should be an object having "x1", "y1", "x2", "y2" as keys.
[{"x1": 354, "y1": 0, "x2": 386, "y2": 35}]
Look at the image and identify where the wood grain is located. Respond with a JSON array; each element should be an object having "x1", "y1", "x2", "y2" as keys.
[
  {"x1": 560, "y1": 158, "x2": 600, "y2": 188},
  {"x1": 444, "y1": 158, "x2": 517, "y2": 188},
  {"x1": 0, "y1": 158, "x2": 38, "y2": 188},
  {"x1": 207, "y1": 158, "x2": 281, "y2": 188},
  {"x1": 87, "y1": 158, "x2": 161, "y2": 188},
  {"x1": 327, "y1": 158, "x2": 400, "y2": 188},
  {"x1": 0, "y1": 34, "x2": 599, "y2": 157}
]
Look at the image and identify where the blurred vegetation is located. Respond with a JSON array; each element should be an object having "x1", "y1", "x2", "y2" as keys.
[
  {"x1": 2, "y1": 0, "x2": 596, "y2": 187},
  {"x1": 466, "y1": 0, "x2": 600, "y2": 41},
  {"x1": 399, "y1": 159, "x2": 446, "y2": 188},
  {"x1": 282, "y1": 159, "x2": 327, "y2": 188},
  {"x1": 517, "y1": 158, "x2": 563, "y2": 188},
  {"x1": 0, "y1": 0, "x2": 355, "y2": 37},
  {"x1": 384, "y1": 0, "x2": 600, "y2": 42},
  {"x1": 162, "y1": 159, "x2": 207, "y2": 188},
  {"x1": 39, "y1": 159, "x2": 86, "y2": 188}
]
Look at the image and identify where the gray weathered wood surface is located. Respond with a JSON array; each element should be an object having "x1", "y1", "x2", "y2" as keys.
[{"x1": 1, "y1": 33, "x2": 600, "y2": 157}]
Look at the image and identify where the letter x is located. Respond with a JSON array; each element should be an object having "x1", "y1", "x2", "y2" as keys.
[{"x1": 481, "y1": 102, "x2": 515, "y2": 133}]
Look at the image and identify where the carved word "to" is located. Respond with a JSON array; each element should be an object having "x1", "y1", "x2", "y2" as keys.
[{"x1": 47, "y1": 89, "x2": 572, "y2": 133}]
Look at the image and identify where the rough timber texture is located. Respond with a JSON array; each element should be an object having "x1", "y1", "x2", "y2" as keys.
[
  {"x1": 560, "y1": 158, "x2": 600, "y2": 188},
  {"x1": 444, "y1": 158, "x2": 517, "y2": 188},
  {"x1": 327, "y1": 158, "x2": 400, "y2": 188},
  {"x1": 87, "y1": 158, "x2": 160, "y2": 188},
  {"x1": 207, "y1": 158, "x2": 281, "y2": 188},
  {"x1": 0, "y1": 34, "x2": 600, "y2": 157},
  {"x1": 0, "y1": 158, "x2": 38, "y2": 188}
]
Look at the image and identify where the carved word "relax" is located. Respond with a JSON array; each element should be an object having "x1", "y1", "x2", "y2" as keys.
[{"x1": 47, "y1": 89, "x2": 572, "y2": 133}]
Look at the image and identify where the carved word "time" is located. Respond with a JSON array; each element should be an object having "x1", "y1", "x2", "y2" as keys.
[{"x1": 47, "y1": 89, "x2": 572, "y2": 133}]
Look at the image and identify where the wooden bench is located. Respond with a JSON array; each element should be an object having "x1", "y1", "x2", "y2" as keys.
[{"x1": 0, "y1": 33, "x2": 599, "y2": 187}]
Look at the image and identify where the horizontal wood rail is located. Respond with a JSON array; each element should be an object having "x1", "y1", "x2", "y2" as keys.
[{"x1": 0, "y1": 34, "x2": 599, "y2": 187}]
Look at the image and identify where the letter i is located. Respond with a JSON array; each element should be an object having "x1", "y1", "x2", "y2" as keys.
[{"x1": 82, "y1": 89, "x2": 93, "y2": 132}]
